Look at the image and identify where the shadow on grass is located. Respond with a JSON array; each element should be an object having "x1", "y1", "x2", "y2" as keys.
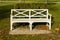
[
  {"x1": 0, "y1": 4, "x2": 14, "y2": 20},
  {"x1": 51, "y1": 16, "x2": 54, "y2": 26},
  {"x1": 13, "y1": 22, "x2": 29, "y2": 29}
]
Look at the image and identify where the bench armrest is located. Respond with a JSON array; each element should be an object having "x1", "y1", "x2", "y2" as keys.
[
  {"x1": 48, "y1": 14, "x2": 52, "y2": 16},
  {"x1": 48, "y1": 13, "x2": 52, "y2": 20}
]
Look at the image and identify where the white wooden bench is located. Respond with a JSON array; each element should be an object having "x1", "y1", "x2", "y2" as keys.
[{"x1": 10, "y1": 9, "x2": 52, "y2": 30}]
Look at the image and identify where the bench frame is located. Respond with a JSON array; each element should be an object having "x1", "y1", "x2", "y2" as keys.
[{"x1": 10, "y1": 9, "x2": 52, "y2": 30}]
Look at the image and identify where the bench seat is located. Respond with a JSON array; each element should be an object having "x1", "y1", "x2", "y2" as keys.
[{"x1": 12, "y1": 18, "x2": 50, "y2": 23}]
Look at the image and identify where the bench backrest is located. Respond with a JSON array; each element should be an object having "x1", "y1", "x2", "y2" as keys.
[{"x1": 11, "y1": 9, "x2": 49, "y2": 19}]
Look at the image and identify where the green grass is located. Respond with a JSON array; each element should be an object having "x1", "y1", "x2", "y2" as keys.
[
  {"x1": 0, "y1": 0, "x2": 46, "y2": 2},
  {"x1": 0, "y1": 18, "x2": 9, "y2": 30},
  {"x1": 0, "y1": 0, "x2": 60, "y2": 2},
  {"x1": 48, "y1": 0, "x2": 60, "y2": 2},
  {"x1": 0, "y1": 2, "x2": 19, "y2": 6},
  {"x1": 0, "y1": 2, "x2": 60, "y2": 40}
]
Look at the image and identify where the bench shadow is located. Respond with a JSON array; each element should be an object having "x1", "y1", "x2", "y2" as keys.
[
  {"x1": 51, "y1": 16, "x2": 54, "y2": 26},
  {"x1": 13, "y1": 22, "x2": 29, "y2": 29},
  {"x1": 32, "y1": 22, "x2": 47, "y2": 30}
]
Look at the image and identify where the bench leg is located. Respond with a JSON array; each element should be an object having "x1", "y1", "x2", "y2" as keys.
[
  {"x1": 10, "y1": 22, "x2": 13, "y2": 31},
  {"x1": 29, "y1": 23, "x2": 32, "y2": 30},
  {"x1": 49, "y1": 22, "x2": 51, "y2": 30}
]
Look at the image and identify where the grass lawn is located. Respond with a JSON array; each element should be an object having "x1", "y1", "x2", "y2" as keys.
[
  {"x1": 0, "y1": 0, "x2": 60, "y2": 2},
  {"x1": 0, "y1": 2, "x2": 60, "y2": 40},
  {"x1": 0, "y1": 0, "x2": 46, "y2": 2},
  {"x1": 48, "y1": 0, "x2": 60, "y2": 2}
]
